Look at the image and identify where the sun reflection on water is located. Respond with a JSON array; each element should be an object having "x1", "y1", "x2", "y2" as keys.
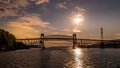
[{"x1": 74, "y1": 48, "x2": 83, "y2": 68}]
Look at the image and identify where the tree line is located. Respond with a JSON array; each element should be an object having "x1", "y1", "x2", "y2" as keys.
[{"x1": 0, "y1": 29, "x2": 29, "y2": 51}]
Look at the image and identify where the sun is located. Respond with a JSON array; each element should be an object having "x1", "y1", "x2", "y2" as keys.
[{"x1": 74, "y1": 17, "x2": 83, "y2": 24}]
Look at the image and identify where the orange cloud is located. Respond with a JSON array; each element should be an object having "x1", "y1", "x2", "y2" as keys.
[
  {"x1": 116, "y1": 34, "x2": 120, "y2": 36},
  {"x1": 6, "y1": 14, "x2": 50, "y2": 38},
  {"x1": 115, "y1": 34, "x2": 120, "y2": 39},
  {"x1": 35, "y1": 0, "x2": 49, "y2": 5},
  {"x1": 18, "y1": 15, "x2": 49, "y2": 27},
  {"x1": 7, "y1": 22, "x2": 38, "y2": 31},
  {"x1": 7, "y1": 22, "x2": 39, "y2": 38},
  {"x1": 73, "y1": 29, "x2": 81, "y2": 33}
]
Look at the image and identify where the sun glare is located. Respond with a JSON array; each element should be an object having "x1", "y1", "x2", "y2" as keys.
[
  {"x1": 74, "y1": 17, "x2": 83, "y2": 24},
  {"x1": 74, "y1": 48, "x2": 83, "y2": 68}
]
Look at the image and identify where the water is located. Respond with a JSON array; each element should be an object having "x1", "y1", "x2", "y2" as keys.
[
  {"x1": 0, "y1": 41, "x2": 120, "y2": 68},
  {"x1": 73, "y1": 48, "x2": 120, "y2": 68}
]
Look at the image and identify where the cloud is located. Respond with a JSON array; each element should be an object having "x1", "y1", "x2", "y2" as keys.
[
  {"x1": 0, "y1": 0, "x2": 29, "y2": 7},
  {"x1": 115, "y1": 34, "x2": 120, "y2": 39},
  {"x1": 63, "y1": 28, "x2": 72, "y2": 32},
  {"x1": 116, "y1": 34, "x2": 120, "y2": 36},
  {"x1": 71, "y1": 7, "x2": 86, "y2": 33},
  {"x1": 7, "y1": 22, "x2": 39, "y2": 32},
  {"x1": 18, "y1": 14, "x2": 49, "y2": 27},
  {"x1": 52, "y1": 32, "x2": 71, "y2": 36},
  {"x1": 0, "y1": 7, "x2": 18, "y2": 17},
  {"x1": 48, "y1": 26, "x2": 56, "y2": 30},
  {"x1": 0, "y1": 0, "x2": 49, "y2": 17},
  {"x1": 34, "y1": 0, "x2": 49, "y2": 5},
  {"x1": 7, "y1": 22, "x2": 39, "y2": 38},
  {"x1": 0, "y1": 0, "x2": 29, "y2": 17},
  {"x1": 6, "y1": 14, "x2": 50, "y2": 38},
  {"x1": 73, "y1": 29, "x2": 81, "y2": 33},
  {"x1": 71, "y1": 7, "x2": 86, "y2": 19},
  {"x1": 51, "y1": 28, "x2": 73, "y2": 36},
  {"x1": 56, "y1": 2, "x2": 67, "y2": 9}
]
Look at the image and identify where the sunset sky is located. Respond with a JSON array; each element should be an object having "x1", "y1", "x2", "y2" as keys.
[{"x1": 0, "y1": 0, "x2": 120, "y2": 39}]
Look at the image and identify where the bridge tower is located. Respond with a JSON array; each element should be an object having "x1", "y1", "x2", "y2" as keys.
[
  {"x1": 40, "y1": 33, "x2": 45, "y2": 49},
  {"x1": 101, "y1": 27, "x2": 104, "y2": 48},
  {"x1": 73, "y1": 34, "x2": 77, "y2": 49}
]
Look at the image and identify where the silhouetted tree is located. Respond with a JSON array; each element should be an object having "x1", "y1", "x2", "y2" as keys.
[{"x1": 0, "y1": 29, "x2": 16, "y2": 50}]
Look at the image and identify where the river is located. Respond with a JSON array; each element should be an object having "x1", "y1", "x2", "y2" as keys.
[{"x1": 0, "y1": 41, "x2": 120, "y2": 68}]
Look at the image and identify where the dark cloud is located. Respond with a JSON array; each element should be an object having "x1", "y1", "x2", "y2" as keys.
[
  {"x1": 0, "y1": 0, "x2": 29, "y2": 17},
  {"x1": 0, "y1": 7, "x2": 5, "y2": 12},
  {"x1": 0, "y1": 0, "x2": 49, "y2": 17}
]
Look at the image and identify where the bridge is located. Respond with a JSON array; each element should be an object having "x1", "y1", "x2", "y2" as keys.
[{"x1": 16, "y1": 33, "x2": 107, "y2": 49}]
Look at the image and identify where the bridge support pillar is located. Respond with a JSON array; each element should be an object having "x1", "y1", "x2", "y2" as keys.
[
  {"x1": 73, "y1": 34, "x2": 77, "y2": 49},
  {"x1": 40, "y1": 33, "x2": 45, "y2": 49}
]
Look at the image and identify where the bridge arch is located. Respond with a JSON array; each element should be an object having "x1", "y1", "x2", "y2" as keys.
[
  {"x1": 40, "y1": 33, "x2": 77, "y2": 49},
  {"x1": 45, "y1": 35, "x2": 72, "y2": 38}
]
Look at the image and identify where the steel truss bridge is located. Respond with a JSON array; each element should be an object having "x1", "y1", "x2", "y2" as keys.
[{"x1": 16, "y1": 33, "x2": 120, "y2": 49}]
